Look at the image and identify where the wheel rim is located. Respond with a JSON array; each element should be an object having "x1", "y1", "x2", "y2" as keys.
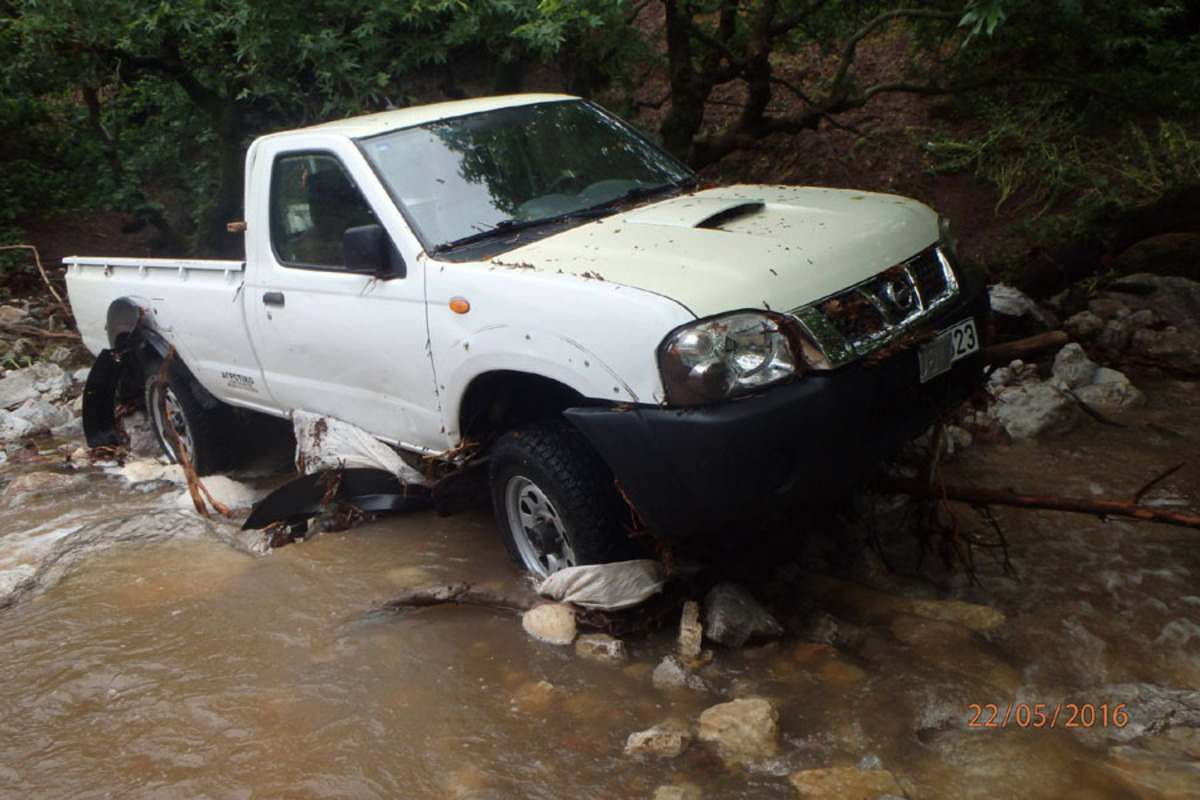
[
  {"x1": 150, "y1": 383, "x2": 194, "y2": 462},
  {"x1": 504, "y1": 475, "x2": 576, "y2": 578}
]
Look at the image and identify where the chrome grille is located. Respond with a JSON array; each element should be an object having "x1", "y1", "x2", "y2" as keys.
[{"x1": 790, "y1": 245, "x2": 960, "y2": 368}]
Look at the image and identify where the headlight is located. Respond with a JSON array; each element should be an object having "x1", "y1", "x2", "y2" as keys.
[
  {"x1": 938, "y1": 215, "x2": 958, "y2": 263},
  {"x1": 658, "y1": 311, "x2": 799, "y2": 405}
]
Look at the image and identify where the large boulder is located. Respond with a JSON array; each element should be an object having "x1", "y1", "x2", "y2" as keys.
[
  {"x1": 697, "y1": 697, "x2": 780, "y2": 766},
  {"x1": 1114, "y1": 233, "x2": 1200, "y2": 282}
]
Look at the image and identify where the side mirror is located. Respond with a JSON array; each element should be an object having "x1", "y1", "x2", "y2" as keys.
[{"x1": 344, "y1": 224, "x2": 406, "y2": 279}]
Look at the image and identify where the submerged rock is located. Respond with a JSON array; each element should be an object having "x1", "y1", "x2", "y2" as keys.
[
  {"x1": 521, "y1": 603, "x2": 577, "y2": 645},
  {"x1": 651, "y1": 655, "x2": 711, "y2": 693},
  {"x1": 1, "y1": 471, "x2": 88, "y2": 508},
  {"x1": 624, "y1": 720, "x2": 692, "y2": 759},
  {"x1": 574, "y1": 633, "x2": 627, "y2": 663},
  {"x1": 788, "y1": 767, "x2": 904, "y2": 799},
  {"x1": 652, "y1": 784, "x2": 702, "y2": 800},
  {"x1": 704, "y1": 583, "x2": 784, "y2": 648},
  {"x1": 697, "y1": 697, "x2": 779, "y2": 766},
  {"x1": 509, "y1": 679, "x2": 559, "y2": 713}
]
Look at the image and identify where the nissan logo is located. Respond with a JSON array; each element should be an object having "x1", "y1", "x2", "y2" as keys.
[{"x1": 882, "y1": 278, "x2": 917, "y2": 314}]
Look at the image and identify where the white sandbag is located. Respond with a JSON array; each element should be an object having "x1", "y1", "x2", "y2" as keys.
[
  {"x1": 536, "y1": 559, "x2": 666, "y2": 611},
  {"x1": 293, "y1": 410, "x2": 428, "y2": 486}
]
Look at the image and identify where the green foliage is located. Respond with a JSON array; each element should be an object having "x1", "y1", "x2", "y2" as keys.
[{"x1": 926, "y1": 100, "x2": 1200, "y2": 242}]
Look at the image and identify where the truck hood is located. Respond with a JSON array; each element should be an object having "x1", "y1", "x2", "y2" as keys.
[{"x1": 494, "y1": 186, "x2": 938, "y2": 318}]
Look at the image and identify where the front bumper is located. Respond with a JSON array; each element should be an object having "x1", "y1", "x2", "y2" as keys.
[{"x1": 564, "y1": 279, "x2": 988, "y2": 538}]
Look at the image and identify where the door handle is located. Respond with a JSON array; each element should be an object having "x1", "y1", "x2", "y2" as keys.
[{"x1": 262, "y1": 291, "x2": 285, "y2": 307}]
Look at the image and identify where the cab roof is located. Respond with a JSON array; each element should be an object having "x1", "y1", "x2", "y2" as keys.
[{"x1": 272, "y1": 93, "x2": 577, "y2": 141}]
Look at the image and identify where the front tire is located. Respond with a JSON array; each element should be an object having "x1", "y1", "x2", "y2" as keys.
[
  {"x1": 144, "y1": 360, "x2": 236, "y2": 476},
  {"x1": 489, "y1": 420, "x2": 635, "y2": 578}
]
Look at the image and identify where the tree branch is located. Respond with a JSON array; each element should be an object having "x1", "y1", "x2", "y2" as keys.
[{"x1": 833, "y1": 9, "x2": 960, "y2": 91}]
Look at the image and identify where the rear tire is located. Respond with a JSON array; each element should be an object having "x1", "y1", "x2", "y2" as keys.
[
  {"x1": 144, "y1": 359, "x2": 237, "y2": 476},
  {"x1": 489, "y1": 420, "x2": 638, "y2": 578}
]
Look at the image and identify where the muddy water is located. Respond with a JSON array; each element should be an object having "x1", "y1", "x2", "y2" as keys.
[{"x1": 1, "y1": 379, "x2": 1198, "y2": 799}]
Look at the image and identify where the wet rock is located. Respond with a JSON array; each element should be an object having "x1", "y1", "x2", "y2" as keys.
[
  {"x1": 1051, "y1": 343, "x2": 1098, "y2": 389},
  {"x1": 122, "y1": 411, "x2": 162, "y2": 458},
  {"x1": 521, "y1": 603, "x2": 577, "y2": 645},
  {"x1": 0, "y1": 409, "x2": 35, "y2": 442},
  {"x1": 44, "y1": 345, "x2": 78, "y2": 365},
  {"x1": 174, "y1": 475, "x2": 257, "y2": 512},
  {"x1": 1068, "y1": 684, "x2": 1200, "y2": 745},
  {"x1": 509, "y1": 679, "x2": 559, "y2": 713},
  {"x1": 652, "y1": 783, "x2": 702, "y2": 800},
  {"x1": 71, "y1": 367, "x2": 91, "y2": 385},
  {"x1": 121, "y1": 459, "x2": 186, "y2": 484},
  {"x1": 1074, "y1": 371, "x2": 1145, "y2": 408},
  {"x1": 574, "y1": 633, "x2": 627, "y2": 663},
  {"x1": 788, "y1": 767, "x2": 904, "y2": 800},
  {"x1": 989, "y1": 284, "x2": 1058, "y2": 332},
  {"x1": 988, "y1": 380, "x2": 1079, "y2": 438},
  {"x1": 1114, "y1": 232, "x2": 1200, "y2": 281},
  {"x1": 0, "y1": 304, "x2": 29, "y2": 325},
  {"x1": 0, "y1": 362, "x2": 70, "y2": 410},
  {"x1": 652, "y1": 655, "x2": 711, "y2": 693},
  {"x1": 50, "y1": 417, "x2": 84, "y2": 440},
  {"x1": 1, "y1": 470, "x2": 88, "y2": 508},
  {"x1": 697, "y1": 697, "x2": 779, "y2": 766},
  {"x1": 1089, "y1": 297, "x2": 1131, "y2": 320},
  {"x1": 704, "y1": 583, "x2": 784, "y2": 648},
  {"x1": 1129, "y1": 327, "x2": 1200, "y2": 374},
  {"x1": 1126, "y1": 308, "x2": 1163, "y2": 329},
  {"x1": 1064, "y1": 310, "x2": 1104, "y2": 340},
  {"x1": 624, "y1": 720, "x2": 692, "y2": 758},
  {"x1": 1096, "y1": 318, "x2": 1132, "y2": 354},
  {"x1": 678, "y1": 600, "x2": 703, "y2": 660},
  {"x1": 10, "y1": 397, "x2": 74, "y2": 432}
]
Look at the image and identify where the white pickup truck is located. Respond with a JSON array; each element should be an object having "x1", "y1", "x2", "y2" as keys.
[{"x1": 66, "y1": 93, "x2": 987, "y2": 576}]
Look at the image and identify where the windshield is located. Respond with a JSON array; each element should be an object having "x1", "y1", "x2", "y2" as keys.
[{"x1": 359, "y1": 100, "x2": 693, "y2": 252}]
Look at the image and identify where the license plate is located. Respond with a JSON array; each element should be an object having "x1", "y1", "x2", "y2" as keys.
[{"x1": 918, "y1": 318, "x2": 979, "y2": 383}]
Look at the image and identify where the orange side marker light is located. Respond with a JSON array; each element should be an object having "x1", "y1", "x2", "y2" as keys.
[{"x1": 449, "y1": 297, "x2": 470, "y2": 314}]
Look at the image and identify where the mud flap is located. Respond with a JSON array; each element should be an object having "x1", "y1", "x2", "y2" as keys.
[{"x1": 81, "y1": 349, "x2": 125, "y2": 447}]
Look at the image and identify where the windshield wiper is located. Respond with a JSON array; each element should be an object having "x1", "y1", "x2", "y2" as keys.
[{"x1": 431, "y1": 206, "x2": 614, "y2": 253}]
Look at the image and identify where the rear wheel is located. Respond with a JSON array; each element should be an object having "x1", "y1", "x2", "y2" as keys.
[
  {"x1": 489, "y1": 420, "x2": 636, "y2": 578},
  {"x1": 144, "y1": 360, "x2": 236, "y2": 476}
]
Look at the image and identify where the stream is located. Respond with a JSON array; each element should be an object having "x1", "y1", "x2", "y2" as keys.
[{"x1": 0, "y1": 378, "x2": 1197, "y2": 799}]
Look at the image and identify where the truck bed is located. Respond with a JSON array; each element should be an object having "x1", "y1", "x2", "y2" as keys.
[{"x1": 64, "y1": 256, "x2": 277, "y2": 414}]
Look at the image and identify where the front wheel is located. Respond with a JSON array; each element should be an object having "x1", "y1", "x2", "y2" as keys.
[
  {"x1": 144, "y1": 360, "x2": 236, "y2": 476},
  {"x1": 489, "y1": 420, "x2": 636, "y2": 578}
]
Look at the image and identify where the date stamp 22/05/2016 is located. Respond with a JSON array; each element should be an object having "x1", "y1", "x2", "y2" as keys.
[{"x1": 968, "y1": 703, "x2": 1130, "y2": 729}]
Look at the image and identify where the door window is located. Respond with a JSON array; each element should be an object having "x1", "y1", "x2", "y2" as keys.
[{"x1": 270, "y1": 153, "x2": 377, "y2": 269}]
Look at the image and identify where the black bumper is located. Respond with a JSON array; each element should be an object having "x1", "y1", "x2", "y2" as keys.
[{"x1": 565, "y1": 283, "x2": 989, "y2": 539}]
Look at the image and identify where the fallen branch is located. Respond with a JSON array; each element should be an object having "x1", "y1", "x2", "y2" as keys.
[
  {"x1": 984, "y1": 331, "x2": 1069, "y2": 365},
  {"x1": 154, "y1": 347, "x2": 231, "y2": 519},
  {"x1": 374, "y1": 582, "x2": 686, "y2": 637},
  {"x1": 0, "y1": 244, "x2": 66, "y2": 305},
  {"x1": 0, "y1": 321, "x2": 81, "y2": 341},
  {"x1": 377, "y1": 582, "x2": 539, "y2": 614},
  {"x1": 884, "y1": 467, "x2": 1200, "y2": 531}
]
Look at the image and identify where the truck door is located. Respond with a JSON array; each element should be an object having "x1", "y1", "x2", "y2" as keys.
[{"x1": 245, "y1": 141, "x2": 444, "y2": 453}]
